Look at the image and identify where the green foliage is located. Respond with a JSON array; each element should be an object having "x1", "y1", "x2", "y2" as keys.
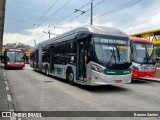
[{"x1": 155, "y1": 47, "x2": 160, "y2": 57}]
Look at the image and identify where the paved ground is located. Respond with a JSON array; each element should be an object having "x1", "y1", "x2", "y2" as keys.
[
  {"x1": 1, "y1": 64, "x2": 160, "y2": 120},
  {"x1": 0, "y1": 64, "x2": 9, "y2": 120}
]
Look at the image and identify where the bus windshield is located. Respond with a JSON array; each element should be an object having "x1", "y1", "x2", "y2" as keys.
[
  {"x1": 94, "y1": 37, "x2": 131, "y2": 65},
  {"x1": 7, "y1": 51, "x2": 24, "y2": 63},
  {"x1": 132, "y1": 42, "x2": 154, "y2": 64}
]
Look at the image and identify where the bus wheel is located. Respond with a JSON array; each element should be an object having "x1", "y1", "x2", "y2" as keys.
[
  {"x1": 67, "y1": 70, "x2": 74, "y2": 85},
  {"x1": 45, "y1": 66, "x2": 49, "y2": 76}
]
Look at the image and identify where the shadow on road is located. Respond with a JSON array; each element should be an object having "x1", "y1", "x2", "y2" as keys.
[
  {"x1": 76, "y1": 84, "x2": 129, "y2": 93},
  {"x1": 33, "y1": 70, "x2": 129, "y2": 92},
  {"x1": 131, "y1": 79, "x2": 151, "y2": 84}
]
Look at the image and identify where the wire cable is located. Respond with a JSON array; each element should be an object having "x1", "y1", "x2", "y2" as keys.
[
  {"x1": 50, "y1": 0, "x2": 105, "y2": 30},
  {"x1": 6, "y1": 16, "x2": 41, "y2": 26},
  {"x1": 39, "y1": 0, "x2": 72, "y2": 26},
  {"x1": 33, "y1": 0, "x2": 59, "y2": 25},
  {"x1": 93, "y1": 0, "x2": 143, "y2": 22}
]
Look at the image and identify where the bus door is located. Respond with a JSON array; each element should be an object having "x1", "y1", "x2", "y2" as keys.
[{"x1": 78, "y1": 40, "x2": 87, "y2": 81}]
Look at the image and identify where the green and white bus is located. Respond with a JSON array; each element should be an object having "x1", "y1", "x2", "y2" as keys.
[{"x1": 30, "y1": 26, "x2": 132, "y2": 85}]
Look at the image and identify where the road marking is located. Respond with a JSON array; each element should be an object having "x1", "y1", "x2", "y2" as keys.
[
  {"x1": 3, "y1": 69, "x2": 6, "y2": 77},
  {"x1": 6, "y1": 86, "x2": 9, "y2": 91},
  {"x1": 7, "y1": 95, "x2": 12, "y2": 101},
  {"x1": 3, "y1": 70, "x2": 18, "y2": 120},
  {"x1": 5, "y1": 81, "x2": 8, "y2": 85}
]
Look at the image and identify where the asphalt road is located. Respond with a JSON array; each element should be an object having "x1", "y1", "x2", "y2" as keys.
[{"x1": 3, "y1": 65, "x2": 160, "y2": 120}]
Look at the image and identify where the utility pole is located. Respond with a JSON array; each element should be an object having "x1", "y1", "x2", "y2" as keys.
[
  {"x1": 43, "y1": 30, "x2": 51, "y2": 39},
  {"x1": 48, "y1": 30, "x2": 51, "y2": 39},
  {"x1": 43, "y1": 30, "x2": 59, "y2": 39},
  {"x1": 90, "y1": 0, "x2": 93, "y2": 25},
  {"x1": 34, "y1": 39, "x2": 36, "y2": 46}
]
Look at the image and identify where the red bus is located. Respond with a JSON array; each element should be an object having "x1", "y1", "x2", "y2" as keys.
[
  {"x1": 4, "y1": 48, "x2": 25, "y2": 69},
  {"x1": 129, "y1": 37, "x2": 156, "y2": 78}
]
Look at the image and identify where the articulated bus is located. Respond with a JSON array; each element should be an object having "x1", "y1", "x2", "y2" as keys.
[
  {"x1": 129, "y1": 37, "x2": 156, "y2": 78},
  {"x1": 30, "y1": 26, "x2": 132, "y2": 85},
  {"x1": 4, "y1": 48, "x2": 25, "y2": 69}
]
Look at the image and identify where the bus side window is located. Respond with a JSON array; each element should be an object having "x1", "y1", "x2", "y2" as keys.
[
  {"x1": 54, "y1": 45, "x2": 60, "y2": 64},
  {"x1": 42, "y1": 54, "x2": 45, "y2": 62},
  {"x1": 66, "y1": 41, "x2": 76, "y2": 64},
  {"x1": 42, "y1": 49, "x2": 45, "y2": 62}
]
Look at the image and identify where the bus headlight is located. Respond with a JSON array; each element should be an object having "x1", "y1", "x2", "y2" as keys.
[
  {"x1": 92, "y1": 64, "x2": 104, "y2": 73},
  {"x1": 7, "y1": 62, "x2": 10, "y2": 64}
]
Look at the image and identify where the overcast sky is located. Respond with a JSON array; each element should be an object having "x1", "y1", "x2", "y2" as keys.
[{"x1": 3, "y1": 0, "x2": 160, "y2": 46}]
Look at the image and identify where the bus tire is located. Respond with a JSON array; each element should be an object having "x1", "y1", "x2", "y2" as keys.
[
  {"x1": 45, "y1": 65, "x2": 49, "y2": 76},
  {"x1": 67, "y1": 70, "x2": 74, "y2": 85}
]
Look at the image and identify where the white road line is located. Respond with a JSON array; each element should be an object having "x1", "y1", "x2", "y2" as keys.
[
  {"x1": 7, "y1": 95, "x2": 12, "y2": 101},
  {"x1": 3, "y1": 69, "x2": 5, "y2": 76},
  {"x1": 9, "y1": 109, "x2": 14, "y2": 112},
  {"x1": 6, "y1": 86, "x2": 9, "y2": 91},
  {"x1": 5, "y1": 81, "x2": 8, "y2": 85},
  {"x1": 3, "y1": 68, "x2": 17, "y2": 120}
]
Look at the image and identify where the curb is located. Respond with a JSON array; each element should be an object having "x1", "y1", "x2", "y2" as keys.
[{"x1": 139, "y1": 78, "x2": 160, "y2": 83}]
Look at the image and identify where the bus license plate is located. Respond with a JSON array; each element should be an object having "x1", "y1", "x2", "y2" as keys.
[{"x1": 115, "y1": 80, "x2": 122, "y2": 83}]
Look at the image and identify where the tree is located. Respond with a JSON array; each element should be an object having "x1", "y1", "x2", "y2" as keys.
[{"x1": 155, "y1": 47, "x2": 160, "y2": 57}]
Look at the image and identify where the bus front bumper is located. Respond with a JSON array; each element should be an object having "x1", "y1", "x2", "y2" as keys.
[
  {"x1": 90, "y1": 71, "x2": 131, "y2": 86},
  {"x1": 5, "y1": 63, "x2": 25, "y2": 68},
  {"x1": 132, "y1": 69, "x2": 156, "y2": 79}
]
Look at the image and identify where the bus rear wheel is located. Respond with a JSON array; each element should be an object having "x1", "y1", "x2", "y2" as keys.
[{"x1": 67, "y1": 70, "x2": 74, "y2": 85}]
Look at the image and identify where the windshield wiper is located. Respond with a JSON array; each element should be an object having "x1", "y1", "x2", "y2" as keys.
[
  {"x1": 144, "y1": 45, "x2": 153, "y2": 64},
  {"x1": 119, "y1": 53, "x2": 129, "y2": 64},
  {"x1": 106, "y1": 49, "x2": 116, "y2": 66},
  {"x1": 116, "y1": 46, "x2": 128, "y2": 64}
]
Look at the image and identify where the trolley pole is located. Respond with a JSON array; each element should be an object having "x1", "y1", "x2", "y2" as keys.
[{"x1": 90, "y1": 0, "x2": 93, "y2": 25}]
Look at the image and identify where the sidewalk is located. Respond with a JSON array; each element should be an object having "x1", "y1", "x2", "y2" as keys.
[
  {"x1": 140, "y1": 77, "x2": 160, "y2": 83},
  {"x1": 0, "y1": 63, "x2": 9, "y2": 119}
]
